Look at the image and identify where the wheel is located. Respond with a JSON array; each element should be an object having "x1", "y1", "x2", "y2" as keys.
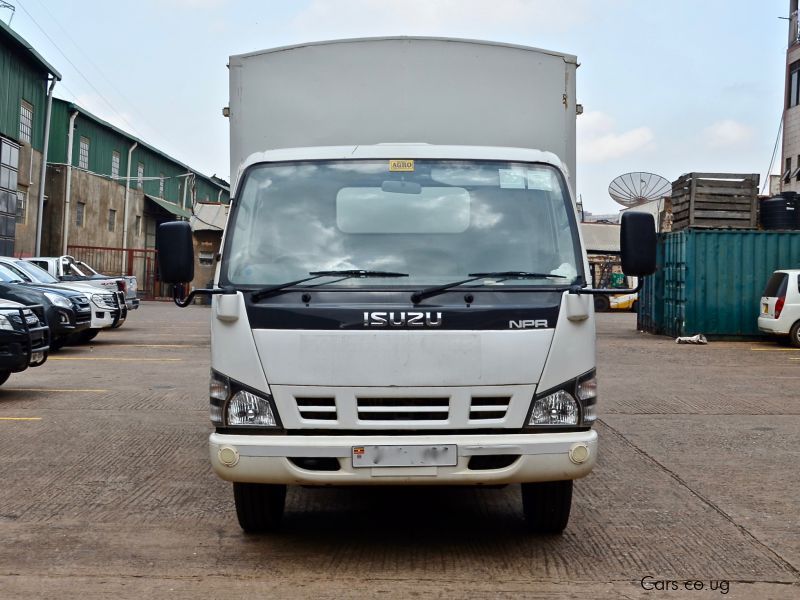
[
  {"x1": 631, "y1": 299, "x2": 639, "y2": 314},
  {"x1": 790, "y1": 321, "x2": 800, "y2": 348},
  {"x1": 78, "y1": 330, "x2": 100, "y2": 344},
  {"x1": 521, "y1": 480, "x2": 573, "y2": 534},
  {"x1": 233, "y1": 483, "x2": 286, "y2": 532},
  {"x1": 593, "y1": 295, "x2": 610, "y2": 312},
  {"x1": 0, "y1": 371, "x2": 10, "y2": 386}
]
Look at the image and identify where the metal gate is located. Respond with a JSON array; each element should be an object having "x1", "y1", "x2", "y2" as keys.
[{"x1": 66, "y1": 245, "x2": 161, "y2": 300}]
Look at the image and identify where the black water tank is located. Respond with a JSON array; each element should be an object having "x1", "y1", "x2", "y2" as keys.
[{"x1": 760, "y1": 193, "x2": 800, "y2": 229}]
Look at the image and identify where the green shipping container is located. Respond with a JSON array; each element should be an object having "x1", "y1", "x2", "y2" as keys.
[{"x1": 639, "y1": 229, "x2": 800, "y2": 338}]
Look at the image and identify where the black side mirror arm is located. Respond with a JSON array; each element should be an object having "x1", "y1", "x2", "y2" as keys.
[
  {"x1": 568, "y1": 278, "x2": 644, "y2": 296},
  {"x1": 172, "y1": 285, "x2": 235, "y2": 308}
]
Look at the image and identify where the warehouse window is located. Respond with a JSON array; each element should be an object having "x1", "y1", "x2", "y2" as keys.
[
  {"x1": 137, "y1": 163, "x2": 144, "y2": 189},
  {"x1": 19, "y1": 101, "x2": 33, "y2": 144},
  {"x1": 785, "y1": 157, "x2": 792, "y2": 183},
  {"x1": 198, "y1": 251, "x2": 214, "y2": 266},
  {"x1": 111, "y1": 151, "x2": 120, "y2": 179},
  {"x1": 76, "y1": 201, "x2": 85, "y2": 227},
  {"x1": 135, "y1": 215, "x2": 142, "y2": 236},
  {"x1": 108, "y1": 208, "x2": 116, "y2": 232},
  {"x1": 15, "y1": 192, "x2": 25, "y2": 224},
  {"x1": 0, "y1": 139, "x2": 19, "y2": 192},
  {"x1": 159, "y1": 173, "x2": 165, "y2": 197},
  {"x1": 79, "y1": 137, "x2": 90, "y2": 170},
  {"x1": 790, "y1": 61, "x2": 800, "y2": 108}
]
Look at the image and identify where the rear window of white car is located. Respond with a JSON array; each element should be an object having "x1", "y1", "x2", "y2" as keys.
[{"x1": 763, "y1": 272, "x2": 788, "y2": 297}]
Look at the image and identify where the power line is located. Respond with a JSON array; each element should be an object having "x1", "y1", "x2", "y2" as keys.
[
  {"x1": 761, "y1": 112, "x2": 783, "y2": 195},
  {"x1": 0, "y1": 1, "x2": 14, "y2": 25},
  {"x1": 14, "y1": 0, "x2": 146, "y2": 140},
  {"x1": 25, "y1": 0, "x2": 171, "y2": 151}
]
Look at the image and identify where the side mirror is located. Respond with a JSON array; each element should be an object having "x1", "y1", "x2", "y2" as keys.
[
  {"x1": 620, "y1": 212, "x2": 656, "y2": 277},
  {"x1": 156, "y1": 221, "x2": 194, "y2": 284}
]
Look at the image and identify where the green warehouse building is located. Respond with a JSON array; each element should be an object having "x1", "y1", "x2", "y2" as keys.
[{"x1": 0, "y1": 18, "x2": 60, "y2": 256}]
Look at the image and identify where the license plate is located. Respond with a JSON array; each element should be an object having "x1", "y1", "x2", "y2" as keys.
[
  {"x1": 762, "y1": 304, "x2": 769, "y2": 314},
  {"x1": 352, "y1": 444, "x2": 457, "y2": 468}
]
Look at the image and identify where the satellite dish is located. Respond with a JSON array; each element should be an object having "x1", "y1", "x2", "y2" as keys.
[{"x1": 608, "y1": 172, "x2": 671, "y2": 208}]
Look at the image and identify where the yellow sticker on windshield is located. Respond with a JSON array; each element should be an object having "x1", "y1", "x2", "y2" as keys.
[{"x1": 389, "y1": 159, "x2": 415, "y2": 172}]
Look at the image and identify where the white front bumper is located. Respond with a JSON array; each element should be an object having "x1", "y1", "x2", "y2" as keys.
[
  {"x1": 209, "y1": 430, "x2": 597, "y2": 485},
  {"x1": 90, "y1": 309, "x2": 115, "y2": 329}
]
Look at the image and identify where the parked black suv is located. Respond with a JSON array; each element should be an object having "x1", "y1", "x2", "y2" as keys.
[
  {"x1": 0, "y1": 300, "x2": 50, "y2": 386},
  {"x1": 0, "y1": 278, "x2": 91, "y2": 349}
]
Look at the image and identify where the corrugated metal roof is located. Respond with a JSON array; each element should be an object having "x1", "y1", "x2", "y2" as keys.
[
  {"x1": 190, "y1": 202, "x2": 227, "y2": 231},
  {"x1": 145, "y1": 194, "x2": 192, "y2": 219},
  {"x1": 0, "y1": 19, "x2": 61, "y2": 79},
  {"x1": 53, "y1": 98, "x2": 228, "y2": 195}
]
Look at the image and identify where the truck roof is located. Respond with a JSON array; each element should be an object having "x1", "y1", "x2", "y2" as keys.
[{"x1": 231, "y1": 36, "x2": 578, "y2": 64}]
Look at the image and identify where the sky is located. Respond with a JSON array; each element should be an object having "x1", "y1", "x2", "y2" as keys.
[{"x1": 1, "y1": 0, "x2": 790, "y2": 213}]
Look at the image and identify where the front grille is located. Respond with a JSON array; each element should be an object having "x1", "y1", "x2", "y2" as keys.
[
  {"x1": 295, "y1": 397, "x2": 337, "y2": 421},
  {"x1": 72, "y1": 297, "x2": 91, "y2": 310},
  {"x1": 74, "y1": 310, "x2": 91, "y2": 325},
  {"x1": 357, "y1": 397, "x2": 450, "y2": 421},
  {"x1": 469, "y1": 396, "x2": 511, "y2": 421}
]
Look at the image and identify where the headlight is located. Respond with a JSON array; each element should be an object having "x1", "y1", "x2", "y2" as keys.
[
  {"x1": 527, "y1": 370, "x2": 597, "y2": 428},
  {"x1": 0, "y1": 315, "x2": 13, "y2": 331},
  {"x1": 91, "y1": 294, "x2": 115, "y2": 309},
  {"x1": 44, "y1": 292, "x2": 71, "y2": 309},
  {"x1": 529, "y1": 389, "x2": 579, "y2": 426},
  {"x1": 209, "y1": 371, "x2": 279, "y2": 428},
  {"x1": 227, "y1": 390, "x2": 277, "y2": 427}
]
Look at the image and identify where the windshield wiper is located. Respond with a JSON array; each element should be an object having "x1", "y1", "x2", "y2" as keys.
[
  {"x1": 251, "y1": 270, "x2": 408, "y2": 302},
  {"x1": 308, "y1": 269, "x2": 409, "y2": 278},
  {"x1": 411, "y1": 271, "x2": 567, "y2": 304}
]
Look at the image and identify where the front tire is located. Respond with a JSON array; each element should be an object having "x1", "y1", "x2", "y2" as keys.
[
  {"x1": 790, "y1": 321, "x2": 800, "y2": 348},
  {"x1": 78, "y1": 330, "x2": 100, "y2": 344},
  {"x1": 233, "y1": 483, "x2": 286, "y2": 533},
  {"x1": 521, "y1": 480, "x2": 573, "y2": 534},
  {"x1": 594, "y1": 295, "x2": 610, "y2": 312},
  {"x1": 0, "y1": 371, "x2": 10, "y2": 386}
]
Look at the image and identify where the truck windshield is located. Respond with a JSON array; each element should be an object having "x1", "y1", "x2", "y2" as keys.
[{"x1": 223, "y1": 160, "x2": 582, "y2": 288}]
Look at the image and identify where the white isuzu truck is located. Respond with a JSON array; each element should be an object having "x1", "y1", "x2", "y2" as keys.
[{"x1": 157, "y1": 37, "x2": 656, "y2": 534}]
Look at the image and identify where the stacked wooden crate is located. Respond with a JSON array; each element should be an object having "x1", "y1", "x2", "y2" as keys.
[{"x1": 671, "y1": 173, "x2": 759, "y2": 231}]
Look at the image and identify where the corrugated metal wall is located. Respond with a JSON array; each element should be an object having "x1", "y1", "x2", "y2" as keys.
[
  {"x1": 48, "y1": 99, "x2": 229, "y2": 208},
  {"x1": 640, "y1": 230, "x2": 800, "y2": 338},
  {"x1": 0, "y1": 43, "x2": 47, "y2": 150}
]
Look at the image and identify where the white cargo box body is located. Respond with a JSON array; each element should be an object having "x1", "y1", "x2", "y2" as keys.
[{"x1": 228, "y1": 37, "x2": 578, "y2": 193}]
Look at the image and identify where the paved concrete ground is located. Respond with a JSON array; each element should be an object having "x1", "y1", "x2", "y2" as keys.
[{"x1": 0, "y1": 304, "x2": 797, "y2": 599}]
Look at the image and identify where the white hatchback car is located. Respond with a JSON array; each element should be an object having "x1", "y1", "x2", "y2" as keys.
[{"x1": 758, "y1": 269, "x2": 800, "y2": 347}]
